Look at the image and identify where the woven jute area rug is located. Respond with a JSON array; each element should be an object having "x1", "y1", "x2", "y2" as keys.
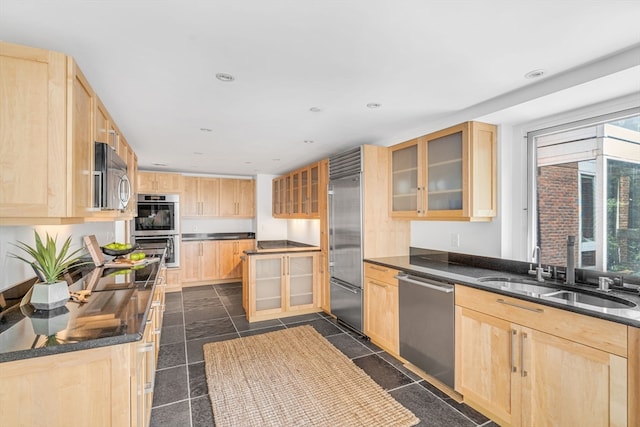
[{"x1": 203, "y1": 325, "x2": 419, "y2": 427}]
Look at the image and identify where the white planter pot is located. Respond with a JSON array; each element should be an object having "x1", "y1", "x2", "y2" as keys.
[{"x1": 30, "y1": 282, "x2": 70, "y2": 310}]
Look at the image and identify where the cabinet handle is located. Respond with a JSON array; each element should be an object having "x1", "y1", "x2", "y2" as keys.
[
  {"x1": 369, "y1": 265, "x2": 388, "y2": 272},
  {"x1": 496, "y1": 299, "x2": 544, "y2": 313},
  {"x1": 370, "y1": 280, "x2": 388, "y2": 289},
  {"x1": 510, "y1": 329, "x2": 517, "y2": 373},
  {"x1": 520, "y1": 332, "x2": 528, "y2": 377},
  {"x1": 146, "y1": 308, "x2": 154, "y2": 324},
  {"x1": 138, "y1": 342, "x2": 154, "y2": 353}
]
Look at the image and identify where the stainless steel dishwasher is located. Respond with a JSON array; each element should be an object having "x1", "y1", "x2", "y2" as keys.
[{"x1": 396, "y1": 273, "x2": 455, "y2": 388}]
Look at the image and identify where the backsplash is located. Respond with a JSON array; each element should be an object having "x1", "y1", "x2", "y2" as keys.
[
  {"x1": 0, "y1": 222, "x2": 116, "y2": 292},
  {"x1": 410, "y1": 247, "x2": 640, "y2": 288}
]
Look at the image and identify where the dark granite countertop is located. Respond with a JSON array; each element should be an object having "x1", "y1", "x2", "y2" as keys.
[
  {"x1": 182, "y1": 232, "x2": 255, "y2": 241},
  {"x1": 0, "y1": 257, "x2": 163, "y2": 363},
  {"x1": 365, "y1": 252, "x2": 640, "y2": 328},
  {"x1": 244, "y1": 240, "x2": 321, "y2": 255}
]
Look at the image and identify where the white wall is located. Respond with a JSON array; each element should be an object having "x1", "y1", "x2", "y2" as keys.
[
  {"x1": 0, "y1": 222, "x2": 116, "y2": 292},
  {"x1": 255, "y1": 174, "x2": 287, "y2": 241},
  {"x1": 254, "y1": 174, "x2": 320, "y2": 245},
  {"x1": 181, "y1": 218, "x2": 254, "y2": 234},
  {"x1": 287, "y1": 219, "x2": 320, "y2": 246}
]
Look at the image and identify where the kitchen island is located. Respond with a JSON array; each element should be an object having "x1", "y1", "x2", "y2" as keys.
[
  {"x1": 242, "y1": 240, "x2": 321, "y2": 322},
  {"x1": 0, "y1": 252, "x2": 166, "y2": 427}
]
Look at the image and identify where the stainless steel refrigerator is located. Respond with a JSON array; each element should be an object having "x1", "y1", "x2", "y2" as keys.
[{"x1": 329, "y1": 147, "x2": 364, "y2": 333}]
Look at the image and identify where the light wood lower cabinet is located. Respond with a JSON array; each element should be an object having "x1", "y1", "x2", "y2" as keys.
[
  {"x1": 181, "y1": 240, "x2": 219, "y2": 283},
  {"x1": 455, "y1": 285, "x2": 628, "y2": 427},
  {"x1": 219, "y1": 240, "x2": 256, "y2": 280},
  {"x1": 243, "y1": 252, "x2": 320, "y2": 322},
  {"x1": 363, "y1": 262, "x2": 400, "y2": 356},
  {"x1": 0, "y1": 278, "x2": 165, "y2": 427},
  {"x1": 165, "y1": 268, "x2": 182, "y2": 292},
  {"x1": 182, "y1": 239, "x2": 255, "y2": 285}
]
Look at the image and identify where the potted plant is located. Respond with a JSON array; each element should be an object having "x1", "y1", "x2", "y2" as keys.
[{"x1": 10, "y1": 231, "x2": 87, "y2": 310}]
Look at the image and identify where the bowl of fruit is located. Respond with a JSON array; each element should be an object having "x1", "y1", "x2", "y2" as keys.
[{"x1": 101, "y1": 242, "x2": 135, "y2": 256}]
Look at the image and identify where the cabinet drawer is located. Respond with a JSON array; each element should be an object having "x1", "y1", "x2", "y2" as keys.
[
  {"x1": 455, "y1": 285, "x2": 627, "y2": 357},
  {"x1": 364, "y1": 263, "x2": 399, "y2": 285}
]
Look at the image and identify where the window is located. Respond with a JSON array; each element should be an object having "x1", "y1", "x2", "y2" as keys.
[{"x1": 528, "y1": 109, "x2": 640, "y2": 277}]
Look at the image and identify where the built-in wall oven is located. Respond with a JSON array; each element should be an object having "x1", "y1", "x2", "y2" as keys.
[{"x1": 132, "y1": 194, "x2": 180, "y2": 268}]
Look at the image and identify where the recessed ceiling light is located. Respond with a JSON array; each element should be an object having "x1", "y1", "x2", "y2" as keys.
[
  {"x1": 309, "y1": 107, "x2": 322, "y2": 113},
  {"x1": 215, "y1": 72, "x2": 235, "y2": 82},
  {"x1": 304, "y1": 140, "x2": 314, "y2": 144},
  {"x1": 366, "y1": 103, "x2": 382, "y2": 109},
  {"x1": 151, "y1": 163, "x2": 168, "y2": 167},
  {"x1": 200, "y1": 128, "x2": 212, "y2": 132},
  {"x1": 524, "y1": 69, "x2": 545, "y2": 79}
]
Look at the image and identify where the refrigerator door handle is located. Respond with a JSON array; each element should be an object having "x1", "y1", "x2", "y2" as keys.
[
  {"x1": 331, "y1": 280, "x2": 359, "y2": 294},
  {"x1": 328, "y1": 187, "x2": 335, "y2": 271}
]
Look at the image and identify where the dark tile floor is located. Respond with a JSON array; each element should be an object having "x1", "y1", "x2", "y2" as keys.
[{"x1": 150, "y1": 283, "x2": 499, "y2": 427}]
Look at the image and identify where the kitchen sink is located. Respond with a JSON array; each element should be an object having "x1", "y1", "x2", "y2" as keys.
[
  {"x1": 541, "y1": 290, "x2": 637, "y2": 309},
  {"x1": 477, "y1": 276, "x2": 637, "y2": 310},
  {"x1": 477, "y1": 276, "x2": 560, "y2": 297}
]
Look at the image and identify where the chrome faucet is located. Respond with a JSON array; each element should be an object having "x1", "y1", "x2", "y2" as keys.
[
  {"x1": 598, "y1": 277, "x2": 614, "y2": 292},
  {"x1": 529, "y1": 246, "x2": 551, "y2": 282},
  {"x1": 566, "y1": 236, "x2": 575, "y2": 285}
]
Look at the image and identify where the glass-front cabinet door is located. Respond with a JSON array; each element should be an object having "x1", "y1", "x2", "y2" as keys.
[
  {"x1": 425, "y1": 128, "x2": 464, "y2": 216},
  {"x1": 286, "y1": 253, "x2": 317, "y2": 311},
  {"x1": 253, "y1": 255, "x2": 284, "y2": 314},
  {"x1": 389, "y1": 121, "x2": 496, "y2": 221},
  {"x1": 310, "y1": 163, "x2": 319, "y2": 216},
  {"x1": 291, "y1": 170, "x2": 301, "y2": 215},
  {"x1": 390, "y1": 139, "x2": 421, "y2": 217},
  {"x1": 300, "y1": 168, "x2": 309, "y2": 215}
]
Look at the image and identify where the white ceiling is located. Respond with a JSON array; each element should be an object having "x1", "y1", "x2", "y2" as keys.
[{"x1": 1, "y1": 0, "x2": 639, "y2": 176}]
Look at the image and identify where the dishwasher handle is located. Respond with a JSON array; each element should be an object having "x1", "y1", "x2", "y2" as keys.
[{"x1": 395, "y1": 274, "x2": 454, "y2": 293}]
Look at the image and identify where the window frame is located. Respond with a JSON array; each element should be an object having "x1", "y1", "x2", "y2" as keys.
[{"x1": 526, "y1": 107, "x2": 639, "y2": 270}]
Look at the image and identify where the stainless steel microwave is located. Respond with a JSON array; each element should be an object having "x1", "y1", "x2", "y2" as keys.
[{"x1": 94, "y1": 142, "x2": 131, "y2": 211}]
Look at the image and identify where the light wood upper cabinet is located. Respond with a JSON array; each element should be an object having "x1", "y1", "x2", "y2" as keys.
[
  {"x1": 68, "y1": 59, "x2": 95, "y2": 218},
  {"x1": 363, "y1": 262, "x2": 400, "y2": 356},
  {"x1": 455, "y1": 285, "x2": 628, "y2": 427},
  {"x1": 0, "y1": 42, "x2": 138, "y2": 224},
  {"x1": 95, "y1": 98, "x2": 111, "y2": 147},
  {"x1": 0, "y1": 43, "x2": 76, "y2": 222},
  {"x1": 219, "y1": 178, "x2": 255, "y2": 217},
  {"x1": 137, "y1": 171, "x2": 183, "y2": 194},
  {"x1": 390, "y1": 121, "x2": 497, "y2": 221},
  {"x1": 272, "y1": 160, "x2": 326, "y2": 219},
  {"x1": 182, "y1": 176, "x2": 219, "y2": 217}
]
